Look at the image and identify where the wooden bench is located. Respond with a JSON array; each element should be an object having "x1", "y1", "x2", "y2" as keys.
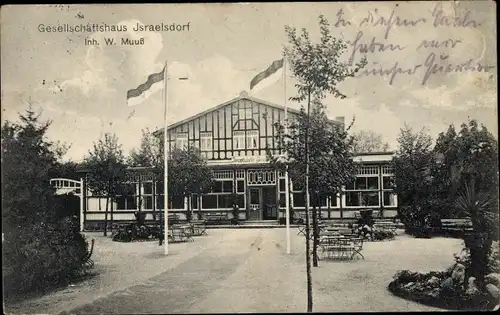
[
  {"x1": 203, "y1": 213, "x2": 229, "y2": 225},
  {"x1": 440, "y1": 218, "x2": 473, "y2": 234}
]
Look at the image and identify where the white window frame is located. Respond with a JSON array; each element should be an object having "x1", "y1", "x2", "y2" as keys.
[
  {"x1": 344, "y1": 165, "x2": 380, "y2": 208},
  {"x1": 246, "y1": 130, "x2": 259, "y2": 149},
  {"x1": 175, "y1": 133, "x2": 188, "y2": 149},
  {"x1": 233, "y1": 131, "x2": 246, "y2": 149},
  {"x1": 200, "y1": 132, "x2": 212, "y2": 151}
]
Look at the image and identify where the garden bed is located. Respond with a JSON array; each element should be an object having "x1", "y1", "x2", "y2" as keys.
[{"x1": 388, "y1": 264, "x2": 499, "y2": 311}]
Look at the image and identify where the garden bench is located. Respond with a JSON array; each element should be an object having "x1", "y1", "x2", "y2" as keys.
[
  {"x1": 440, "y1": 218, "x2": 473, "y2": 234},
  {"x1": 203, "y1": 213, "x2": 229, "y2": 225}
]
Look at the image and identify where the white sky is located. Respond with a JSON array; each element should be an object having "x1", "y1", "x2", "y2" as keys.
[{"x1": 1, "y1": 2, "x2": 497, "y2": 162}]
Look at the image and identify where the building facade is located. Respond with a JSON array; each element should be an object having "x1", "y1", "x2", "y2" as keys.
[{"x1": 81, "y1": 92, "x2": 397, "y2": 229}]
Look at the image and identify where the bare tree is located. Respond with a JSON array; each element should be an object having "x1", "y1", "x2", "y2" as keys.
[{"x1": 352, "y1": 130, "x2": 390, "y2": 153}]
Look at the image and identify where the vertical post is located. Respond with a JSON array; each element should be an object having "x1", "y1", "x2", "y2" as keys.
[
  {"x1": 80, "y1": 178, "x2": 84, "y2": 232},
  {"x1": 283, "y1": 53, "x2": 291, "y2": 254},
  {"x1": 163, "y1": 61, "x2": 169, "y2": 255}
]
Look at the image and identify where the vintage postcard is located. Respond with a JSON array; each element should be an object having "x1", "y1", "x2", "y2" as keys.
[{"x1": 1, "y1": 2, "x2": 498, "y2": 314}]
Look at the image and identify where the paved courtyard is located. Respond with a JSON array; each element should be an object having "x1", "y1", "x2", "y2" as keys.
[{"x1": 6, "y1": 228, "x2": 463, "y2": 314}]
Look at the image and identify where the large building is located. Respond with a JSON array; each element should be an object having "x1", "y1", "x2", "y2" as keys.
[{"x1": 81, "y1": 92, "x2": 397, "y2": 229}]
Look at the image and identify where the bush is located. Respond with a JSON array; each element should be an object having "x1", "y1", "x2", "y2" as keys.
[
  {"x1": 112, "y1": 223, "x2": 159, "y2": 242},
  {"x1": 3, "y1": 217, "x2": 88, "y2": 299},
  {"x1": 373, "y1": 229, "x2": 396, "y2": 241},
  {"x1": 488, "y1": 241, "x2": 500, "y2": 273},
  {"x1": 2, "y1": 110, "x2": 92, "y2": 300}
]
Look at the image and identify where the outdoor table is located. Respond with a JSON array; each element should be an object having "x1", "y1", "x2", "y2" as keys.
[
  {"x1": 319, "y1": 235, "x2": 364, "y2": 260},
  {"x1": 169, "y1": 225, "x2": 194, "y2": 242}
]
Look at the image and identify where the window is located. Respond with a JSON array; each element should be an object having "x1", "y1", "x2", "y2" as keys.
[
  {"x1": 246, "y1": 130, "x2": 258, "y2": 149},
  {"x1": 382, "y1": 165, "x2": 397, "y2": 206},
  {"x1": 142, "y1": 181, "x2": 153, "y2": 210},
  {"x1": 237, "y1": 180, "x2": 245, "y2": 193},
  {"x1": 200, "y1": 132, "x2": 212, "y2": 151},
  {"x1": 175, "y1": 133, "x2": 188, "y2": 149},
  {"x1": 293, "y1": 192, "x2": 305, "y2": 208},
  {"x1": 345, "y1": 165, "x2": 380, "y2": 208},
  {"x1": 116, "y1": 183, "x2": 138, "y2": 210},
  {"x1": 191, "y1": 194, "x2": 199, "y2": 210},
  {"x1": 233, "y1": 131, "x2": 245, "y2": 149},
  {"x1": 202, "y1": 195, "x2": 218, "y2": 209}
]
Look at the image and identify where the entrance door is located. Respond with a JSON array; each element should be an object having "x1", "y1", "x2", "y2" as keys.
[{"x1": 249, "y1": 187, "x2": 262, "y2": 220}]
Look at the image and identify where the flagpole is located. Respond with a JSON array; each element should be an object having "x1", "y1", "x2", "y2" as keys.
[
  {"x1": 283, "y1": 52, "x2": 291, "y2": 255},
  {"x1": 163, "y1": 60, "x2": 169, "y2": 255}
]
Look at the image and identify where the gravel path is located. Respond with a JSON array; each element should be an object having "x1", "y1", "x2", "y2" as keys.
[{"x1": 5, "y1": 229, "x2": 463, "y2": 314}]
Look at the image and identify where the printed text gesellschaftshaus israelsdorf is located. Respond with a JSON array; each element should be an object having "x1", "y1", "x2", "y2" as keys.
[{"x1": 38, "y1": 22, "x2": 191, "y2": 33}]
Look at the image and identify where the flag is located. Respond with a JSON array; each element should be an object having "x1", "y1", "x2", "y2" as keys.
[
  {"x1": 250, "y1": 59, "x2": 284, "y2": 91},
  {"x1": 127, "y1": 67, "x2": 165, "y2": 106}
]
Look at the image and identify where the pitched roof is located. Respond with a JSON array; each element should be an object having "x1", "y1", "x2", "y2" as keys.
[{"x1": 153, "y1": 92, "x2": 341, "y2": 136}]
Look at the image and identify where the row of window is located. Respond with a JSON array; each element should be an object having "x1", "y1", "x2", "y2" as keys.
[
  {"x1": 87, "y1": 190, "x2": 397, "y2": 211},
  {"x1": 173, "y1": 130, "x2": 261, "y2": 151}
]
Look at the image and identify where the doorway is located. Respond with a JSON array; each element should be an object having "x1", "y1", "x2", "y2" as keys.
[
  {"x1": 248, "y1": 187, "x2": 262, "y2": 220},
  {"x1": 248, "y1": 186, "x2": 278, "y2": 221}
]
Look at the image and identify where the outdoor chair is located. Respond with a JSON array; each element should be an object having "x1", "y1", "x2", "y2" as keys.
[
  {"x1": 82, "y1": 238, "x2": 95, "y2": 269},
  {"x1": 351, "y1": 237, "x2": 364, "y2": 260}
]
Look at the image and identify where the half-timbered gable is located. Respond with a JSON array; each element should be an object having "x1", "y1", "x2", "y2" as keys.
[{"x1": 161, "y1": 92, "x2": 307, "y2": 160}]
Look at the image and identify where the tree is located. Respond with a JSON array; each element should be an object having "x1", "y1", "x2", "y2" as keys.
[
  {"x1": 392, "y1": 124, "x2": 435, "y2": 236},
  {"x1": 84, "y1": 133, "x2": 127, "y2": 236},
  {"x1": 284, "y1": 15, "x2": 367, "y2": 312},
  {"x1": 2, "y1": 108, "x2": 87, "y2": 297},
  {"x1": 352, "y1": 130, "x2": 390, "y2": 153},
  {"x1": 129, "y1": 130, "x2": 213, "y2": 221},
  {"x1": 438, "y1": 120, "x2": 499, "y2": 286},
  {"x1": 168, "y1": 146, "x2": 213, "y2": 221},
  {"x1": 128, "y1": 128, "x2": 163, "y2": 168},
  {"x1": 270, "y1": 104, "x2": 357, "y2": 266}
]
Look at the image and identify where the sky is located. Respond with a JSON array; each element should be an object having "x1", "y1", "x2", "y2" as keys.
[{"x1": 1, "y1": 2, "x2": 497, "y2": 162}]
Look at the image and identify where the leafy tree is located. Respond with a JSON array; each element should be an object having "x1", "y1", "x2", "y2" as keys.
[
  {"x1": 352, "y1": 130, "x2": 390, "y2": 153},
  {"x1": 168, "y1": 146, "x2": 214, "y2": 222},
  {"x1": 49, "y1": 160, "x2": 83, "y2": 180},
  {"x1": 128, "y1": 128, "x2": 163, "y2": 168},
  {"x1": 84, "y1": 133, "x2": 127, "y2": 236},
  {"x1": 1, "y1": 108, "x2": 87, "y2": 298},
  {"x1": 270, "y1": 104, "x2": 357, "y2": 266},
  {"x1": 437, "y1": 120, "x2": 499, "y2": 286},
  {"x1": 129, "y1": 130, "x2": 213, "y2": 221},
  {"x1": 392, "y1": 124, "x2": 435, "y2": 236},
  {"x1": 284, "y1": 14, "x2": 366, "y2": 312}
]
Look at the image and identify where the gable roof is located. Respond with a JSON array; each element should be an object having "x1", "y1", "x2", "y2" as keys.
[{"x1": 153, "y1": 91, "x2": 341, "y2": 137}]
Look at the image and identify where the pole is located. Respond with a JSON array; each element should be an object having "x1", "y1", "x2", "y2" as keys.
[
  {"x1": 80, "y1": 177, "x2": 84, "y2": 232},
  {"x1": 283, "y1": 53, "x2": 291, "y2": 254},
  {"x1": 163, "y1": 61, "x2": 169, "y2": 255},
  {"x1": 305, "y1": 87, "x2": 313, "y2": 312}
]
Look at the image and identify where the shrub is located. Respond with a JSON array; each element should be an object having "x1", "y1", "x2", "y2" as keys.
[
  {"x1": 3, "y1": 218, "x2": 88, "y2": 299},
  {"x1": 112, "y1": 223, "x2": 159, "y2": 242},
  {"x1": 488, "y1": 241, "x2": 500, "y2": 273},
  {"x1": 373, "y1": 229, "x2": 396, "y2": 241},
  {"x1": 2, "y1": 110, "x2": 91, "y2": 300}
]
